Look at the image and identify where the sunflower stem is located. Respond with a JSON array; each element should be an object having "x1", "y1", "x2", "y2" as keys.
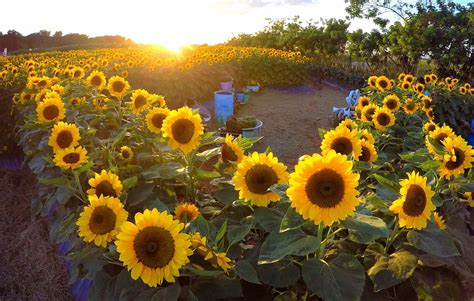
[
  {"x1": 316, "y1": 223, "x2": 325, "y2": 259},
  {"x1": 72, "y1": 170, "x2": 88, "y2": 203},
  {"x1": 385, "y1": 219, "x2": 400, "y2": 253}
]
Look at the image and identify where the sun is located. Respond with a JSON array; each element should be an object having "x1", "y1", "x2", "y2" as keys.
[{"x1": 164, "y1": 41, "x2": 185, "y2": 53}]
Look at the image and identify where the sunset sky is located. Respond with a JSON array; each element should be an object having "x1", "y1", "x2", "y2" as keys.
[{"x1": 1, "y1": 0, "x2": 471, "y2": 51}]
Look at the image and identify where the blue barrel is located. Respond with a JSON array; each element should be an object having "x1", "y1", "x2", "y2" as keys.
[{"x1": 214, "y1": 90, "x2": 234, "y2": 124}]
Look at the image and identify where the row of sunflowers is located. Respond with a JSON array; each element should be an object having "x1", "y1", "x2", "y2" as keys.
[{"x1": 4, "y1": 46, "x2": 474, "y2": 299}]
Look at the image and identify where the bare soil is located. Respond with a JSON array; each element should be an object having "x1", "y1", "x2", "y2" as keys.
[
  {"x1": 0, "y1": 169, "x2": 72, "y2": 301},
  {"x1": 236, "y1": 84, "x2": 347, "y2": 168}
]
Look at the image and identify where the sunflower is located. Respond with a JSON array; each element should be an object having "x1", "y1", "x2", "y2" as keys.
[
  {"x1": 35, "y1": 89, "x2": 48, "y2": 103},
  {"x1": 404, "y1": 74, "x2": 415, "y2": 83},
  {"x1": 358, "y1": 140, "x2": 377, "y2": 162},
  {"x1": 87, "y1": 170, "x2": 123, "y2": 198},
  {"x1": 72, "y1": 67, "x2": 85, "y2": 80},
  {"x1": 372, "y1": 107, "x2": 395, "y2": 131},
  {"x1": 162, "y1": 107, "x2": 204, "y2": 154},
  {"x1": 337, "y1": 118, "x2": 358, "y2": 131},
  {"x1": 389, "y1": 171, "x2": 435, "y2": 230},
  {"x1": 376, "y1": 76, "x2": 391, "y2": 92},
  {"x1": 221, "y1": 134, "x2": 244, "y2": 163},
  {"x1": 321, "y1": 126, "x2": 362, "y2": 159},
  {"x1": 48, "y1": 122, "x2": 81, "y2": 151},
  {"x1": 429, "y1": 74, "x2": 438, "y2": 83},
  {"x1": 420, "y1": 95, "x2": 432, "y2": 112},
  {"x1": 53, "y1": 146, "x2": 88, "y2": 170},
  {"x1": 51, "y1": 84, "x2": 65, "y2": 95},
  {"x1": 465, "y1": 192, "x2": 473, "y2": 207},
  {"x1": 107, "y1": 76, "x2": 130, "y2": 98},
  {"x1": 233, "y1": 152, "x2": 289, "y2": 207},
  {"x1": 423, "y1": 122, "x2": 437, "y2": 133},
  {"x1": 359, "y1": 129, "x2": 375, "y2": 144},
  {"x1": 459, "y1": 86, "x2": 467, "y2": 95},
  {"x1": 119, "y1": 146, "x2": 134, "y2": 162},
  {"x1": 403, "y1": 98, "x2": 418, "y2": 114},
  {"x1": 383, "y1": 94, "x2": 401, "y2": 112},
  {"x1": 86, "y1": 70, "x2": 106, "y2": 90},
  {"x1": 425, "y1": 109, "x2": 435, "y2": 121},
  {"x1": 77, "y1": 195, "x2": 128, "y2": 248},
  {"x1": 287, "y1": 150, "x2": 360, "y2": 226},
  {"x1": 438, "y1": 136, "x2": 474, "y2": 178},
  {"x1": 115, "y1": 209, "x2": 193, "y2": 287},
  {"x1": 398, "y1": 73, "x2": 406, "y2": 82},
  {"x1": 433, "y1": 212, "x2": 446, "y2": 230},
  {"x1": 36, "y1": 97, "x2": 65, "y2": 123},
  {"x1": 424, "y1": 74, "x2": 432, "y2": 85},
  {"x1": 190, "y1": 233, "x2": 232, "y2": 273},
  {"x1": 414, "y1": 83, "x2": 425, "y2": 94},
  {"x1": 357, "y1": 95, "x2": 370, "y2": 109},
  {"x1": 361, "y1": 103, "x2": 378, "y2": 122},
  {"x1": 367, "y1": 76, "x2": 378, "y2": 89},
  {"x1": 400, "y1": 81, "x2": 412, "y2": 90},
  {"x1": 426, "y1": 125, "x2": 455, "y2": 157},
  {"x1": 174, "y1": 203, "x2": 200, "y2": 223},
  {"x1": 146, "y1": 108, "x2": 169, "y2": 134},
  {"x1": 130, "y1": 89, "x2": 152, "y2": 115}
]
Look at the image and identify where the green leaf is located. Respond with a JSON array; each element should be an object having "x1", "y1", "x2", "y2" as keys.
[
  {"x1": 190, "y1": 215, "x2": 217, "y2": 239},
  {"x1": 254, "y1": 207, "x2": 284, "y2": 232},
  {"x1": 111, "y1": 127, "x2": 128, "y2": 149},
  {"x1": 227, "y1": 222, "x2": 252, "y2": 246},
  {"x1": 195, "y1": 168, "x2": 221, "y2": 180},
  {"x1": 373, "y1": 174, "x2": 399, "y2": 193},
  {"x1": 341, "y1": 213, "x2": 389, "y2": 243},
  {"x1": 191, "y1": 279, "x2": 243, "y2": 300},
  {"x1": 126, "y1": 183, "x2": 154, "y2": 206},
  {"x1": 302, "y1": 253, "x2": 365, "y2": 301},
  {"x1": 318, "y1": 128, "x2": 327, "y2": 139},
  {"x1": 214, "y1": 186, "x2": 239, "y2": 206},
  {"x1": 365, "y1": 243, "x2": 418, "y2": 292},
  {"x1": 280, "y1": 206, "x2": 305, "y2": 232},
  {"x1": 407, "y1": 229, "x2": 460, "y2": 258},
  {"x1": 216, "y1": 220, "x2": 227, "y2": 243},
  {"x1": 257, "y1": 261, "x2": 300, "y2": 288},
  {"x1": 121, "y1": 176, "x2": 138, "y2": 190},
  {"x1": 38, "y1": 177, "x2": 70, "y2": 187},
  {"x1": 234, "y1": 260, "x2": 260, "y2": 284},
  {"x1": 258, "y1": 229, "x2": 318, "y2": 264},
  {"x1": 142, "y1": 162, "x2": 189, "y2": 180},
  {"x1": 152, "y1": 283, "x2": 181, "y2": 301}
]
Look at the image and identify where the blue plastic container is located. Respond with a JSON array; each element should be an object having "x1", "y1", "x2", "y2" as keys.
[
  {"x1": 242, "y1": 119, "x2": 263, "y2": 138},
  {"x1": 214, "y1": 90, "x2": 234, "y2": 124},
  {"x1": 236, "y1": 93, "x2": 245, "y2": 103}
]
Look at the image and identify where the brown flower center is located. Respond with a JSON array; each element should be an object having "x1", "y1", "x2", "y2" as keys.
[
  {"x1": 386, "y1": 99, "x2": 397, "y2": 110},
  {"x1": 434, "y1": 133, "x2": 449, "y2": 144},
  {"x1": 330, "y1": 137, "x2": 353, "y2": 155},
  {"x1": 38, "y1": 80, "x2": 47, "y2": 87},
  {"x1": 134, "y1": 95, "x2": 147, "y2": 109},
  {"x1": 74, "y1": 70, "x2": 82, "y2": 78},
  {"x1": 171, "y1": 118, "x2": 195, "y2": 144},
  {"x1": 90, "y1": 75, "x2": 102, "y2": 87},
  {"x1": 151, "y1": 113, "x2": 166, "y2": 129},
  {"x1": 406, "y1": 101, "x2": 415, "y2": 110},
  {"x1": 89, "y1": 205, "x2": 116, "y2": 235},
  {"x1": 360, "y1": 98, "x2": 369, "y2": 107},
  {"x1": 221, "y1": 143, "x2": 238, "y2": 162},
  {"x1": 95, "y1": 180, "x2": 117, "y2": 197},
  {"x1": 134, "y1": 226, "x2": 175, "y2": 268},
  {"x1": 112, "y1": 80, "x2": 125, "y2": 93},
  {"x1": 378, "y1": 80, "x2": 388, "y2": 89},
  {"x1": 359, "y1": 146, "x2": 371, "y2": 162},
  {"x1": 56, "y1": 130, "x2": 73, "y2": 149},
  {"x1": 445, "y1": 147, "x2": 465, "y2": 170},
  {"x1": 245, "y1": 164, "x2": 278, "y2": 194},
  {"x1": 63, "y1": 152, "x2": 80, "y2": 164},
  {"x1": 305, "y1": 169, "x2": 345, "y2": 208},
  {"x1": 43, "y1": 105, "x2": 59, "y2": 120},
  {"x1": 364, "y1": 108, "x2": 376, "y2": 120},
  {"x1": 121, "y1": 150, "x2": 130, "y2": 159},
  {"x1": 402, "y1": 184, "x2": 426, "y2": 216},
  {"x1": 376, "y1": 113, "x2": 391, "y2": 126},
  {"x1": 426, "y1": 124, "x2": 436, "y2": 132}
]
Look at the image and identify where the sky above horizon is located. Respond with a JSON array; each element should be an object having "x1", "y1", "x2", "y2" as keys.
[{"x1": 1, "y1": 0, "x2": 471, "y2": 51}]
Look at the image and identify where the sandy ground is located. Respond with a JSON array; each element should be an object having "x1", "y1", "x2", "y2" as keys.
[
  {"x1": 0, "y1": 169, "x2": 72, "y2": 301},
  {"x1": 236, "y1": 84, "x2": 347, "y2": 168}
]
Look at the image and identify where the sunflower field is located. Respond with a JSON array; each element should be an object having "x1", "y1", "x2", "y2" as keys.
[{"x1": 1, "y1": 45, "x2": 474, "y2": 300}]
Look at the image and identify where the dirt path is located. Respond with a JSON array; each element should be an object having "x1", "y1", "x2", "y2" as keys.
[
  {"x1": 0, "y1": 169, "x2": 72, "y2": 301},
  {"x1": 236, "y1": 84, "x2": 347, "y2": 168}
]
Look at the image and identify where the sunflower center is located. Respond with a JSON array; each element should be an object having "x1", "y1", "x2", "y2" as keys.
[
  {"x1": 56, "y1": 130, "x2": 73, "y2": 148},
  {"x1": 403, "y1": 184, "x2": 427, "y2": 216},
  {"x1": 171, "y1": 118, "x2": 195, "y2": 144},
  {"x1": 361, "y1": 99, "x2": 369, "y2": 107},
  {"x1": 386, "y1": 99, "x2": 397, "y2": 109},
  {"x1": 89, "y1": 205, "x2": 116, "y2": 235},
  {"x1": 445, "y1": 147, "x2": 465, "y2": 170},
  {"x1": 112, "y1": 80, "x2": 125, "y2": 93},
  {"x1": 91, "y1": 75, "x2": 102, "y2": 87},
  {"x1": 43, "y1": 105, "x2": 59, "y2": 120},
  {"x1": 426, "y1": 124, "x2": 436, "y2": 132},
  {"x1": 134, "y1": 95, "x2": 147, "y2": 108},
  {"x1": 121, "y1": 150, "x2": 130, "y2": 159},
  {"x1": 424, "y1": 100, "x2": 431, "y2": 108},
  {"x1": 221, "y1": 143, "x2": 238, "y2": 162},
  {"x1": 376, "y1": 113, "x2": 391, "y2": 126},
  {"x1": 245, "y1": 164, "x2": 278, "y2": 194},
  {"x1": 151, "y1": 113, "x2": 166, "y2": 129},
  {"x1": 365, "y1": 108, "x2": 376, "y2": 119},
  {"x1": 406, "y1": 101, "x2": 415, "y2": 110},
  {"x1": 369, "y1": 79, "x2": 376, "y2": 86},
  {"x1": 379, "y1": 80, "x2": 388, "y2": 88},
  {"x1": 434, "y1": 133, "x2": 448, "y2": 144},
  {"x1": 95, "y1": 180, "x2": 117, "y2": 197},
  {"x1": 359, "y1": 146, "x2": 371, "y2": 162},
  {"x1": 38, "y1": 80, "x2": 47, "y2": 87},
  {"x1": 305, "y1": 169, "x2": 345, "y2": 208},
  {"x1": 134, "y1": 226, "x2": 175, "y2": 268},
  {"x1": 74, "y1": 70, "x2": 81, "y2": 78},
  {"x1": 330, "y1": 137, "x2": 353, "y2": 155},
  {"x1": 63, "y1": 152, "x2": 80, "y2": 164}
]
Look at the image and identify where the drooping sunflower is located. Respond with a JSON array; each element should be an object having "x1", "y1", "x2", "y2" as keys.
[
  {"x1": 48, "y1": 122, "x2": 81, "y2": 151},
  {"x1": 367, "y1": 76, "x2": 378, "y2": 89},
  {"x1": 77, "y1": 195, "x2": 128, "y2": 248},
  {"x1": 372, "y1": 107, "x2": 395, "y2": 131},
  {"x1": 383, "y1": 94, "x2": 400, "y2": 112},
  {"x1": 337, "y1": 118, "x2": 358, "y2": 131},
  {"x1": 389, "y1": 171, "x2": 435, "y2": 230},
  {"x1": 86, "y1": 70, "x2": 106, "y2": 90},
  {"x1": 115, "y1": 209, "x2": 193, "y2": 287},
  {"x1": 403, "y1": 98, "x2": 418, "y2": 114},
  {"x1": 36, "y1": 97, "x2": 65, "y2": 123},
  {"x1": 359, "y1": 129, "x2": 375, "y2": 144},
  {"x1": 162, "y1": 107, "x2": 204, "y2": 154},
  {"x1": 119, "y1": 146, "x2": 134, "y2": 162},
  {"x1": 107, "y1": 76, "x2": 130, "y2": 98},
  {"x1": 87, "y1": 170, "x2": 123, "y2": 198},
  {"x1": 361, "y1": 103, "x2": 378, "y2": 122},
  {"x1": 146, "y1": 107, "x2": 170, "y2": 133},
  {"x1": 426, "y1": 125, "x2": 455, "y2": 157},
  {"x1": 423, "y1": 121, "x2": 437, "y2": 133},
  {"x1": 53, "y1": 146, "x2": 88, "y2": 170},
  {"x1": 233, "y1": 152, "x2": 289, "y2": 207},
  {"x1": 190, "y1": 232, "x2": 233, "y2": 273},
  {"x1": 376, "y1": 76, "x2": 392, "y2": 92},
  {"x1": 433, "y1": 212, "x2": 446, "y2": 230},
  {"x1": 174, "y1": 203, "x2": 200, "y2": 223},
  {"x1": 438, "y1": 136, "x2": 474, "y2": 178},
  {"x1": 287, "y1": 150, "x2": 360, "y2": 226},
  {"x1": 321, "y1": 126, "x2": 362, "y2": 159},
  {"x1": 130, "y1": 89, "x2": 152, "y2": 115},
  {"x1": 358, "y1": 140, "x2": 377, "y2": 162},
  {"x1": 221, "y1": 134, "x2": 244, "y2": 163}
]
